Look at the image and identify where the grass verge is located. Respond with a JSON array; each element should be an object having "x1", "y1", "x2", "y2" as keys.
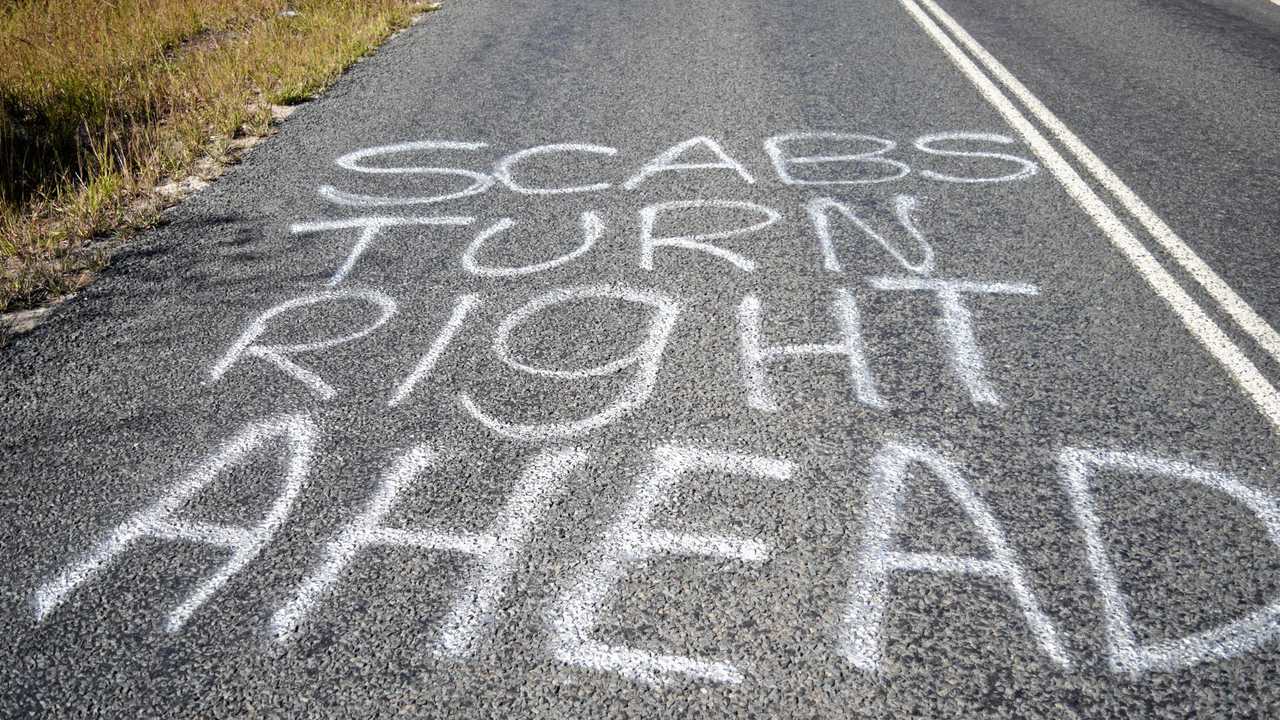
[{"x1": 1, "y1": 0, "x2": 436, "y2": 315}]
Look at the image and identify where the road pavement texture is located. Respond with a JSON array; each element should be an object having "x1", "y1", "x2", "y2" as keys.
[{"x1": 4, "y1": 0, "x2": 1280, "y2": 716}]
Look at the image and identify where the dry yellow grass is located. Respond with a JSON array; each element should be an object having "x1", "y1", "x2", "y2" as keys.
[{"x1": 0, "y1": 0, "x2": 435, "y2": 313}]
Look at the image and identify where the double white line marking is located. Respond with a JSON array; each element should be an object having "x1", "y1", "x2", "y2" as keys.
[{"x1": 901, "y1": 0, "x2": 1280, "y2": 432}]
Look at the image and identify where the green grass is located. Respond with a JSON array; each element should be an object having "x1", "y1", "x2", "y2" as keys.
[{"x1": 0, "y1": 0, "x2": 436, "y2": 313}]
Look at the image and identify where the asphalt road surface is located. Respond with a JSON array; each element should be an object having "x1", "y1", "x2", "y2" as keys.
[{"x1": 4, "y1": 0, "x2": 1280, "y2": 717}]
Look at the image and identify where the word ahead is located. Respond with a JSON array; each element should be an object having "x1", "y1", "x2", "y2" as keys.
[{"x1": 33, "y1": 415, "x2": 1280, "y2": 685}]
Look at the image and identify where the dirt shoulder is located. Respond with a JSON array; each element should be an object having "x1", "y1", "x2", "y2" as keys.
[{"x1": 0, "y1": 0, "x2": 438, "y2": 329}]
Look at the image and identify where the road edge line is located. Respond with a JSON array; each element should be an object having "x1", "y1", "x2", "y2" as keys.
[{"x1": 898, "y1": 0, "x2": 1280, "y2": 433}]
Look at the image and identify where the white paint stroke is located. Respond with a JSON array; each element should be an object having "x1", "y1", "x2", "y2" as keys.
[
  {"x1": 840, "y1": 440, "x2": 1070, "y2": 671},
  {"x1": 460, "y1": 286, "x2": 680, "y2": 441},
  {"x1": 462, "y1": 211, "x2": 603, "y2": 278},
  {"x1": 1058, "y1": 448, "x2": 1280, "y2": 674},
  {"x1": 764, "y1": 132, "x2": 911, "y2": 185},
  {"x1": 639, "y1": 199, "x2": 780, "y2": 273},
  {"x1": 437, "y1": 447, "x2": 588, "y2": 657},
  {"x1": 869, "y1": 276, "x2": 1038, "y2": 406},
  {"x1": 737, "y1": 290, "x2": 884, "y2": 412},
  {"x1": 319, "y1": 140, "x2": 493, "y2": 206},
  {"x1": 291, "y1": 216, "x2": 473, "y2": 286},
  {"x1": 209, "y1": 289, "x2": 397, "y2": 400},
  {"x1": 549, "y1": 444, "x2": 793, "y2": 685},
  {"x1": 387, "y1": 294, "x2": 480, "y2": 407},
  {"x1": 807, "y1": 194, "x2": 935, "y2": 275},
  {"x1": 913, "y1": 131, "x2": 1038, "y2": 184},
  {"x1": 900, "y1": 0, "x2": 1280, "y2": 431},
  {"x1": 273, "y1": 446, "x2": 587, "y2": 655},
  {"x1": 622, "y1": 136, "x2": 755, "y2": 190},
  {"x1": 34, "y1": 413, "x2": 317, "y2": 631},
  {"x1": 494, "y1": 143, "x2": 617, "y2": 195}
]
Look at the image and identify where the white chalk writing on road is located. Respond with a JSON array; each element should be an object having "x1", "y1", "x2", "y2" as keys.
[{"x1": 33, "y1": 130, "x2": 1280, "y2": 686}]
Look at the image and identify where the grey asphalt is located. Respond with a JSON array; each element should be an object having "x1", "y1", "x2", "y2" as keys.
[{"x1": 3, "y1": 0, "x2": 1280, "y2": 717}]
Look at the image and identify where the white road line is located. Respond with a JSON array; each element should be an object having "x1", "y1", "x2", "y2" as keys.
[
  {"x1": 898, "y1": 0, "x2": 1280, "y2": 433},
  {"x1": 915, "y1": 0, "x2": 1280, "y2": 371}
]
